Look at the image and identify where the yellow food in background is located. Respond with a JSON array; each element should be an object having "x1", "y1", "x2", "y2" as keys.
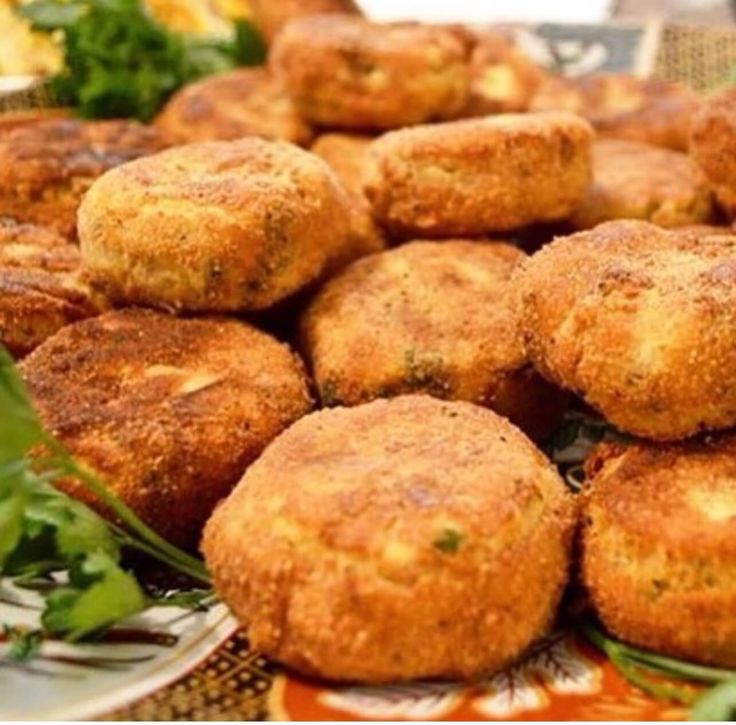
[
  {"x1": 145, "y1": 0, "x2": 251, "y2": 36},
  {"x1": 0, "y1": 1, "x2": 62, "y2": 76},
  {"x1": 0, "y1": 0, "x2": 253, "y2": 77}
]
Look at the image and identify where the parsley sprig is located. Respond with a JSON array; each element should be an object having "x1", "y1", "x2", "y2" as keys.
[
  {"x1": 18, "y1": 0, "x2": 266, "y2": 121},
  {"x1": 580, "y1": 623, "x2": 736, "y2": 720},
  {"x1": 0, "y1": 346, "x2": 211, "y2": 643}
]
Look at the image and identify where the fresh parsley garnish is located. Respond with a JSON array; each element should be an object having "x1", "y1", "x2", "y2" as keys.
[
  {"x1": 433, "y1": 528, "x2": 462, "y2": 554},
  {"x1": 3, "y1": 625, "x2": 43, "y2": 662},
  {"x1": 0, "y1": 345, "x2": 212, "y2": 648},
  {"x1": 580, "y1": 622, "x2": 736, "y2": 720},
  {"x1": 17, "y1": 0, "x2": 266, "y2": 121}
]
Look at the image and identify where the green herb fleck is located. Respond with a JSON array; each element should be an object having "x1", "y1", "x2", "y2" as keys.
[
  {"x1": 3, "y1": 625, "x2": 43, "y2": 662},
  {"x1": 433, "y1": 528, "x2": 462, "y2": 554}
]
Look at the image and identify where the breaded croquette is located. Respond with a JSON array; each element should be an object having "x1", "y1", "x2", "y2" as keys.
[
  {"x1": 461, "y1": 29, "x2": 547, "y2": 116},
  {"x1": 154, "y1": 68, "x2": 313, "y2": 146},
  {"x1": 300, "y1": 240, "x2": 566, "y2": 438},
  {"x1": 530, "y1": 73, "x2": 698, "y2": 151},
  {"x1": 517, "y1": 220, "x2": 736, "y2": 440},
  {"x1": 570, "y1": 139, "x2": 713, "y2": 230},
  {"x1": 364, "y1": 112, "x2": 593, "y2": 237},
  {"x1": 0, "y1": 219, "x2": 100, "y2": 357},
  {"x1": 78, "y1": 138, "x2": 352, "y2": 312},
  {"x1": 249, "y1": 0, "x2": 361, "y2": 41},
  {"x1": 582, "y1": 438, "x2": 736, "y2": 666},
  {"x1": 0, "y1": 119, "x2": 168, "y2": 238},
  {"x1": 311, "y1": 133, "x2": 386, "y2": 267},
  {"x1": 271, "y1": 15, "x2": 470, "y2": 130},
  {"x1": 202, "y1": 395, "x2": 575, "y2": 682},
  {"x1": 690, "y1": 87, "x2": 736, "y2": 218},
  {"x1": 20, "y1": 308, "x2": 313, "y2": 547}
]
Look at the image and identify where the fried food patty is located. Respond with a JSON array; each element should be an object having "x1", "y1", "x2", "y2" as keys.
[
  {"x1": 202, "y1": 395, "x2": 574, "y2": 682},
  {"x1": 0, "y1": 119, "x2": 168, "y2": 238},
  {"x1": 78, "y1": 138, "x2": 352, "y2": 312},
  {"x1": 20, "y1": 308, "x2": 313, "y2": 547},
  {"x1": 0, "y1": 219, "x2": 100, "y2": 357},
  {"x1": 517, "y1": 220, "x2": 736, "y2": 440},
  {"x1": 530, "y1": 73, "x2": 698, "y2": 151},
  {"x1": 300, "y1": 240, "x2": 566, "y2": 438},
  {"x1": 364, "y1": 112, "x2": 593, "y2": 237},
  {"x1": 570, "y1": 139, "x2": 713, "y2": 230},
  {"x1": 271, "y1": 15, "x2": 470, "y2": 130},
  {"x1": 690, "y1": 87, "x2": 736, "y2": 217},
  {"x1": 461, "y1": 29, "x2": 546, "y2": 116},
  {"x1": 582, "y1": 439, "x2": 736, "y2": 666},
  {"x1": 154, "y1": 68, "x2": 313, "y2": 146},
  {"x1": 0, "y1": 108, "x2": 70, "y2": 136},
  {"x1": 250, "y1": 0, "x2": 361, "y2": 41},
  {"x1": 311, "y1": 133, "x2": 386, "y2": 267}
]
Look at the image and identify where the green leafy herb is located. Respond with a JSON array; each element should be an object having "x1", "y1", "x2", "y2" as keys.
[
  {"x1": 0, "y1": 345, "x2": 212, "y2": 647},
  {"x1": 580, "y1": 622, "x2": 736, "y2": 719},
  {"x1": 433, "y1": 528, "x2": 462, "y2": 554},
  {"x1": 3, "y1": 625, "x2": 43, "y2": 662},
  {"x1": 18, "y1": 0, "x2": 266, "y2": 121},
  {"x1": 690, "y1": 679, "x2": 736, "y2": 721}
]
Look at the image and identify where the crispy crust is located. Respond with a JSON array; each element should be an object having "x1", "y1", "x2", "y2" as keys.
[
  {"x1": 310, "y1": 133, "x2": 386, "y2": 269},
  {"x1": 364, "y1": 112, "x2": 593, "y2": 237},
  {"x1": 690, "y1": 87, "x2": 736, "y2": 217},
  {"x1": 0, "y1": 119, "x2": 168, "y2": 239},
  {"x1": 581, "y1": 438, "x2": 736, "y2": 666},
  {"x1": 530, "y1": 73, "x2": 698, "y2": 151},
  {"x1": 571, "y1": 139, "x2": 713, "y2": 230},
  {"x1": 250, "y1": 0, "x2": 361, "y2": 41},
  {"x1": 460, "y1": 29, "x2": 546, "y2": 116},
  {"x1": 78, "y1": 138, "x2": 352, "y2": 312},
  {"x1": 0, "y1": 219, "x2": 100, "y2": 357},
  {"x1": 517, "y1": 220, "x2": 736, "y2": 440},
  {"x1": 154, "y1": 68, "x2": 313, "y2": 146},
  {"x1": 202, "y1": 395, "x2": 575, "y2": 682},
  {"x1": 0, "y1": 108, "x2": 70, "y2": 135},
  {"x1": 271, "y1": 15, "x2": 470, "y2": 130},
  {"x1": 300, "y1": 240, "x2": 566, "y2": 438},
  {"x1": 20, "y1": 309, "x2": 313, "y2": 547},
  {"x1": 0, "y1": 218, "x2": 77, "y2": 271}
]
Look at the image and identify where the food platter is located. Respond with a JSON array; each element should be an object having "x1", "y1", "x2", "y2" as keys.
[{"x1": 2, "y1": 3, "x2": 736, "y2": 721}]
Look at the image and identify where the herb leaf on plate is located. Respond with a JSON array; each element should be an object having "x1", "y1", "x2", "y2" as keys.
[{"x1": 0, "y1": 345, "x2": 212, "y2": 647}]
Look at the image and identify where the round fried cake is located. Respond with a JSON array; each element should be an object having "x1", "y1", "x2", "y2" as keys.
[
  {"x1": 249, "y1": 0, "x2": 362, "y2": 41},
  {"x1": 364, "y1": 112, "x2": 593, "y2": 237},
  {"x1": 690, "y1": 87, "x2": 736, "y2": 218},
  {"x1": 20, "y1": 308, "x2": 313, "y2": 547},
  {"x1": 154, "y1": 68, "x2": 313, "y2": 146},
  {"x1": 300, "y1": 240, "x2": 566, "y2": 438},
  {"x1": 202, "y1": 395, "x2": 575, "y2": 682},
  {"x1": 570, "y1": 139, "x2": 713, "y2": 230},
  {"x1": 0, "y1": 219, "x2": 100, "y2": 357},
  {"x1": 517, "y1": 220, "x2": 736, "y2": 440},
  {"x1": 78, "y1": 138, "x2": 352, "y2": 312},
  {"x1": 461, "y1": 29, "x2": 546, "y2": 116},
  {"x1": 0, "y1": 119, "x2": 168, "y2": 238},
  {"x1": 271, "y1": 15, "x2": 470, "y2": 130},
  {"x1": 310, "y1": 133, "x2": 386, "y2": 268},
  {"x1": 530, "y1": 73, "x2": 698, "y2": 151},
  {"x1": 582, "y1": 438, "x2": 736, "y2": 666}
]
